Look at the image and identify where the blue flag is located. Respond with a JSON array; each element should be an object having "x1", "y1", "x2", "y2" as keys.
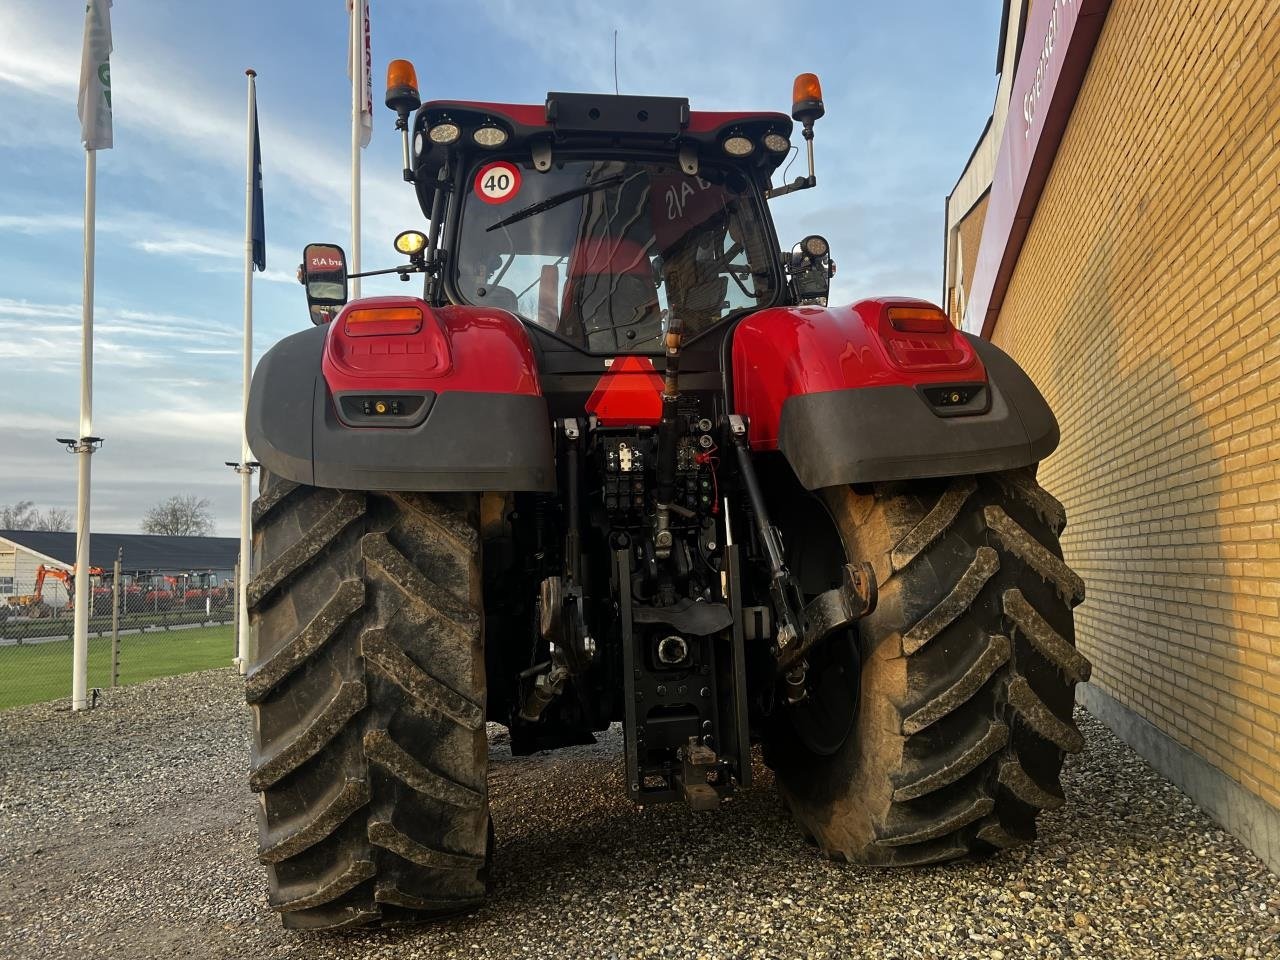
[{"x1": 251, "y1": 100, "x2": 266, "y2": 271}]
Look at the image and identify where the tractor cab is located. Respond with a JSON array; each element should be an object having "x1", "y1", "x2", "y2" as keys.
[{"x1": 299, "y1": 70, "x2": 835, "y2": 350}]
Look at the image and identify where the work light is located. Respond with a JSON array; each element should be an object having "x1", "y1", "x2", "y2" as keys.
[
  {"x1": 428, "y1": 123, "x2": 461, "y2": 144},
  {"x1": 473, "y1": 125, "x2": 509, "y2": 148},
  {"x1": 763, "y1": 132, "x2": 790, "y2": 154}
]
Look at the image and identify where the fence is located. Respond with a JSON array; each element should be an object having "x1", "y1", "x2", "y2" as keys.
[{"x1": 0, "y1": 567, "x2": 237, "y2": 711}]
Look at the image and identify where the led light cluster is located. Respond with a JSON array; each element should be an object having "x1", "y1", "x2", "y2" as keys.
[
  {"x1": 425, "y1": 122, "x2": 510, "y2": 149},
  {"x1": 721, "y1": 131, "x2": 791, "y2": 157}
]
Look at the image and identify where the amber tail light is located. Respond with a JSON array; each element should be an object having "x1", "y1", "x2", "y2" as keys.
[
  {"x1": 886, "y1": 305, "x2": 951, "y2": 334},
  {"x1": 344, "y1": 305, "x2": 423, "y2": 337}
]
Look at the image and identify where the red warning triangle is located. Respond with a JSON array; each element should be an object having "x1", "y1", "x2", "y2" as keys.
[{"x1": 585, "y1": 356, "x2": 664, "y2": 427}]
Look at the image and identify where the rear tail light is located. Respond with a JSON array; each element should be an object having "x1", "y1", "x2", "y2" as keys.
[
  {"x1": 880, "y1": 303, "x2": 973, "y2": 371},
  {"x1": 887, "y1": 305, "x2": 950, "y2": 333},
  {"x1": 344, "y1": 305, "x2": 423, "y2": 337}
]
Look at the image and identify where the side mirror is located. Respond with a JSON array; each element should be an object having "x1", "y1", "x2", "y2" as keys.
[
  {"x1": 788, "y1": 234, "x2": 832, "y2": 305},
  {"x1": 301, "y1": 242, "x2": 348, "y2": 325}
]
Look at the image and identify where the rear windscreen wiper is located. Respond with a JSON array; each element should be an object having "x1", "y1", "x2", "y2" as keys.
[{"x1": 486, "y1": 175, "x2": 626, "y2": 231}]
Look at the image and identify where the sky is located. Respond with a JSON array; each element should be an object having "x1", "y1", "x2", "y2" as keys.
[{"x1": 0, "y1": 0, "x2": 1003, "y2": 536}]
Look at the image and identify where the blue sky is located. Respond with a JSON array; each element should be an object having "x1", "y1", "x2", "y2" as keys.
[{"x1": 0, "y1": 0, "x2": 1002, "y2": 535}]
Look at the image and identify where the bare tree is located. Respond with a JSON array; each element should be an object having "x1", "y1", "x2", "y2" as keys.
[
  {"x1": 0, "y1": 501, "x2": 72, "y2": 530},
  {"x1": 0, "y1": 501, "x2": 36, "y2": 529},
  {"x1": 141, "y1": 495, "x2": 215, "y2": 537},
  {"x1": 32, "y1": 508, "x2": 73, "y2": 531}
]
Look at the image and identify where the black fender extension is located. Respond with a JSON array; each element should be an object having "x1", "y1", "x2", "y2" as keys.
[
  {"x1": 777, "y1": 335, "x2": 1059, "y2": 489},
  {"x1": 246, "y1": 326, "x2": 556, "y2": 492}
]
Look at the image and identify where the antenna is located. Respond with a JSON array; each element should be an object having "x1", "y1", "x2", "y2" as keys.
[{"x1": 613, "y1": 29, "x2": 619, "y2": 95}]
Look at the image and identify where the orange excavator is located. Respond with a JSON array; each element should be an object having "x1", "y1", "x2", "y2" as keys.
[{"x1": 7, "y1": 564, "x2": 104, "y2": 618}]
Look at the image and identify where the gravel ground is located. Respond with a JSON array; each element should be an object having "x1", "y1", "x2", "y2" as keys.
[{"x1": 0, "y1": 669, "x2": 1276, "y2": 960}]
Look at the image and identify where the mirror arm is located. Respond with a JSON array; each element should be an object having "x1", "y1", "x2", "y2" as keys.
[
  {"x1": 349, "y1": 263, "x2": 422, "y2": 280},
  {"x1": 765, "y1": 175, "x2": 816, "y2": 199}
]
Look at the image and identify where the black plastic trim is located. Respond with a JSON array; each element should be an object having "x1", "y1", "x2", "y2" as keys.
[
  {"x1": 334, "y1": 391, "x2": 434, "y2": 427},
  {"x1": 776, "y1": 335, "x2": 1059, "y2": 489},
  {"x1": 247, "y1": 326, "x2": 555, "y2": 492}
]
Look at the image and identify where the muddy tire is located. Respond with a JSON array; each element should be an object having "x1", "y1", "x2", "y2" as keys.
[
  {"x1": 770, "y1": 469, "x2": 1089, "y2": 864},
  {"x1": 246, "y1": 471, "x2": 489, "y2": 929}
]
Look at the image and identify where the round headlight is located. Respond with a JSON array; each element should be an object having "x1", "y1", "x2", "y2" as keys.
[
  {"x1": 394, "y1": 230, "x2": 427, "y2": 257},
  {"x1": 473, "y1": 126, "x2": 509, "y2": 148},
  {"x1": 802, "y1": 234, "x2": 829, "y2": 257},
  {"x1": 428, "y1": 123, "x2": 461, "y2": 145},
  {"x1": 722, "y1": 135, "x2": 755, "y2": 157},
  {"x1": 763, "y1": 132, "x2": 790, "y2": 153}
]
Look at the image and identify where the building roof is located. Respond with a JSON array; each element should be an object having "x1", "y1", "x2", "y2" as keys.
[{"x1": 0, "y1": 529, "x2": 239, "y2": 574}]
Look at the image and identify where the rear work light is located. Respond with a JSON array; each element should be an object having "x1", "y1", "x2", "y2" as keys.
[
  {"x1": 887, "y1": 305, "x2": 950, "y2": 333},
  {"x1": 343, "y1": 305, "x2": 424, "y2": 337}
]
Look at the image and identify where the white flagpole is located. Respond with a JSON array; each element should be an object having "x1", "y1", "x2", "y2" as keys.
[
  {"x1": 236, "y1": 69, "x2": 258, "y2": 675},
  {"x1": 350, "y1": 4, "x2": 362, "y2": 299},
  {"x1": 72, "y1": 0, "x2": 111, "y2": 710},
  {"x1": 71, "y1": 149, "x2": 96, "y2": 711}
]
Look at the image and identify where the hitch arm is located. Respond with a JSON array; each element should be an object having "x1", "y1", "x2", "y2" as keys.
[
  {"x1": 727, "y1": 416, "x2": 806, "y2": 653},
  {"x1": 775, "y1": 562, "x2": 876, "y2": 673}
]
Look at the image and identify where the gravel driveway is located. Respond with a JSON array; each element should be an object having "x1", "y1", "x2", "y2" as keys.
[{"x1": 0, "y1": 669, "x2": 1276, "y2": 959}]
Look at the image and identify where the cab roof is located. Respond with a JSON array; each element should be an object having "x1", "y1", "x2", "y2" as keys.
[{"x1": 412, "y1": 92, "x2": 794, "y2": 177}]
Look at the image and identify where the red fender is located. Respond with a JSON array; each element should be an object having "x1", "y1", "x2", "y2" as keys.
[
  {"x1": 731, "y1": 297, "x2": 985, "y2": 450},
  {"x1": 322, "y1": 295, "x2": 542, "y2": 397}
]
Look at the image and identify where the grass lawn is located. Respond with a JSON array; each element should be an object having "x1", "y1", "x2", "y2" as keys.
[{"x1": 0, "y1": 624, "x2": 235, "y2": 711}]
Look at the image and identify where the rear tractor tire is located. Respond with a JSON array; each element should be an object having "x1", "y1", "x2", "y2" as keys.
[
  {"x1": 246, "y1": 471, "x2": 490, "y2": 929},
  {"x1": 770, "y1": 469, "x2": 1090, "y2": 864}
]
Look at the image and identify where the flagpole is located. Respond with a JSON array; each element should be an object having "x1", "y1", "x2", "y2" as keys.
[
  {"x1": 71, "y1": 148, "x2": 96, "y2": 711},
  {"x1": 350, "y1": 5, "x2": 362, "y2": 299},
  {"x1": 236, "y1": 69, "x2": 258, "y2": 675}
]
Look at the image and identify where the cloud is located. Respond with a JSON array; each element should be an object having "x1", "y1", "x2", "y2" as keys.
[
  {"x1": 0, "y1": 213, "x2": 84, "y2": 233},
  {"x1": 0, "y1": 2, "x2": 413, "y2": 243},
  {"x1": 133, "y1": 238, "x2": 234, "y2": 258}
]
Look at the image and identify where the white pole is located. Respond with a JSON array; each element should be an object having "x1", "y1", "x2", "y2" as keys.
[
  {"x1": 72, "y1": 149, "x2": 96, "y2": 711},
  {"x1": 350, "y1": 5, "x2": 362, "y2": 299},
  {"x1": 236, "y1": 70, "x2": 257, "y2": 675}
]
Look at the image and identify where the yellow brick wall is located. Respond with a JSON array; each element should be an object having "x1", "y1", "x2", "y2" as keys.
[
  {"x1": 951, "y1": 193, "x2": 991, "y2": 324},
  {"x1": 991, "y1": 1, "x2": 1280, "y2": 810}
]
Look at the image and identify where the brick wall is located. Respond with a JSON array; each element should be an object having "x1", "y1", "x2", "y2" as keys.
[
  {"x1": 949, "y1": 193, "x2": 992, "y2": 324},
  {"x1": 991, "y1": 1, "x2": 1280, "y2": 810}
]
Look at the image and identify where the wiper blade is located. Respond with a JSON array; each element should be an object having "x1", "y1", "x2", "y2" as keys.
[{"x1": 486, "y1": 175, "x2": 626, "y2": 231}]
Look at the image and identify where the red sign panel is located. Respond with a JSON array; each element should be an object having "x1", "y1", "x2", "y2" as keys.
[{"x1": 965, "y1": 0, "x2": 1112, "y2": 338}]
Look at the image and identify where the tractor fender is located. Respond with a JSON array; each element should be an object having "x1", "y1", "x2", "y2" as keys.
[
  {"x1": 731, "y1": 298, "x2": 1058, "y2": 489},
  {"x1": 247, "y1": 297, "x2": 555, "y2": 492}
]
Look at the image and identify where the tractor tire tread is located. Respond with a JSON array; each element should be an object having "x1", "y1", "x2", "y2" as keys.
[
  {"x1": 248, "y1": 474, "x2": 488, "y2": 930},
  {"x1": 772, "y1": 469, "x2": 1090, "y2": 866}
]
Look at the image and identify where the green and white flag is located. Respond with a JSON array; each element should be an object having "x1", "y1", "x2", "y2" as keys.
[{"x1": 78, "y1": 0, "x2": 113, "y2": 150}]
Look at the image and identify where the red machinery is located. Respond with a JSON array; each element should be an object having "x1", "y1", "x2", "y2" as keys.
[{"x1": 242, "y1": 65, "x2": 1087, "y2": 929}]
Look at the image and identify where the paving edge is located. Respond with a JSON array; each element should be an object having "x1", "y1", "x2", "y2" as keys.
[{"x1": 1078, "y1": 681, "x2": 1280, "y2": 875}]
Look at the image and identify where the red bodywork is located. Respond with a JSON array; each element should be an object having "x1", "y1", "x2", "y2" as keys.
[
  {"x1": 731, "y1": 297, "x2": 986, "y2": 450},
  {"x1": 322, "y1": 296, "x2": 542, "y2": 397},
  {"x1": 320, "y1": 295, "x2": 984, "y2": 446}
]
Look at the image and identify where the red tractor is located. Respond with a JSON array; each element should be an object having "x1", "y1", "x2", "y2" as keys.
[{"x1": 245, "y1": 65, "x2": 1088, "y2": 930}]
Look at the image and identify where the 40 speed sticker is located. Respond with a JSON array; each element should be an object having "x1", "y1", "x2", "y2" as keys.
[{"x1": 474, "y1": 161, "x2": 521, "y2": 204}]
